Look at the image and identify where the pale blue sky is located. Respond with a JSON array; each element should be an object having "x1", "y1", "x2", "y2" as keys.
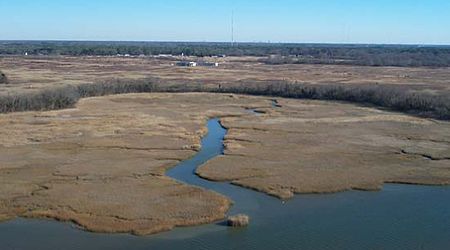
[{"x1": 1, "y1": 0, "x2": 449, "y2": 44}]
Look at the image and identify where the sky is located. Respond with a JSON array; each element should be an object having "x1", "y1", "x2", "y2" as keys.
[{"x1": 1, "y1": 0, "x2": 450, "y2": 45}]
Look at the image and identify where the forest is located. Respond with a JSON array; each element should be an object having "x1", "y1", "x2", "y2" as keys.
[{"x1": 1, "y1": 41, "x2": 450, "y2": 67}]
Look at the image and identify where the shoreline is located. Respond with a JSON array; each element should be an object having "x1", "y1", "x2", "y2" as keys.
[{"x1": 0, "y1": 92, "x2": 448, "y2": 237}]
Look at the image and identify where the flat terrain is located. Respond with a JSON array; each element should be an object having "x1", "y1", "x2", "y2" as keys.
[
  {"x1": 199, "y1": 97, "x2": 450, "y2": 199},
  {"x1": 0, "y1": 93, "x2": 449, "y2": 235},
  {"x1": 1, "y1": 56, "x2": 450, "y2": 95},
  {"x1": 0, "y1": 93, "x2": 269, "y2": 235},
  {"x1": 0, "y1": 55, "x2": 449, "y2": 235}
]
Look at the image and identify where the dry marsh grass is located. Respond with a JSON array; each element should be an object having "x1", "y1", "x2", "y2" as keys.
[
  {"x1": 1, "y1": 93, "x2": 449, "y2": 234},
  {"x1": 0, "y1": 56, "x2": 448, "y2": 119},
  {"x1": 0, "y1": 78, "x2": 448, "y2": 120}
]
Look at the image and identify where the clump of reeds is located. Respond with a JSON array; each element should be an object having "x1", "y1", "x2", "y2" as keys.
[{"x1": 227, "y1": 214, "x2": 250, "y2": 227}]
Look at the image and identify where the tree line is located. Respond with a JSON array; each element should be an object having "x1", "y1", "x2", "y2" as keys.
[
  {"x1": 1, "y1": 41, "x2": 449, "y2": 67},
  {"x1": 0, "y1": 78, "x2": 448, "y2": 120}
]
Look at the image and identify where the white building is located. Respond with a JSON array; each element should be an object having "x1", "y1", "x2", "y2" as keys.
[
  {"x1": 176, "y1": 61, "x2": 219, "y2": 67},
  {"x1": 176, "y1": 61, "x2": 197, "y2": 67},
  {"x1": 197, "y1": 61, "x2": 219, "y2": 67}
]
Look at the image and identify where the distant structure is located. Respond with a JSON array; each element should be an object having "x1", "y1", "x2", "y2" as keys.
[
  {"x1": 176, "y1": 61, "x2": 219, "y2": 67},
  {"x1": 156, "y1": 54, "x2": 173, "y2": 58},
  {"x1": 231, "y1": 10, "x2": 235, "y2": 46},
  {"x1": 176, "y1": 61, "x2": 198, "y2": 67},
  {"x1": 198, "y1": 61, "x2": 219, "y2": 67}
]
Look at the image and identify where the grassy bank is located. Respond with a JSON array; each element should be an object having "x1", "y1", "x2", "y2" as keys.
[{"x1": 0, "y1": 78, "x2": 448, "y2": 120}]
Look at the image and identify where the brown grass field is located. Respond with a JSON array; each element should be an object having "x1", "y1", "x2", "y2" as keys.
[
  {"x1": 0, "y1": 56, "x2": 449, "y2": 235},
  {"x1": 1, "y1": 55, "x2": 449, "y2": 94}
]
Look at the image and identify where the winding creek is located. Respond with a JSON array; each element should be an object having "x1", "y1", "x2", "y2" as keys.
[{"x1": 1, "y1": 118, "x2": 450, "y2": 249}]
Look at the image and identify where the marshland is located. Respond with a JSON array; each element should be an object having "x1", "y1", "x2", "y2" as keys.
[{"x1": 0, "y1": 41, "x2": 449, "y2": 250}]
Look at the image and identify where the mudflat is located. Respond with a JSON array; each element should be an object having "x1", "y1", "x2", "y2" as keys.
[{"x1": 0, "y1": 93, "x2": 449, "y2": 234}]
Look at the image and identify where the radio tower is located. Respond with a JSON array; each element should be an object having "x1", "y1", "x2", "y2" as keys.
[{"x1": 231, "y1": 10, "x2": 235, "y2": 46}]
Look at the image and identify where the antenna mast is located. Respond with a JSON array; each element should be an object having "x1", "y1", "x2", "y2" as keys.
[{"x1": 231, "y1": 10, "x2": 234, "y2": 46}]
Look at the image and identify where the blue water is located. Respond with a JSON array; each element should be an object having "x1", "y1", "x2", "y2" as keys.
[{"x1": 1, "y1": 119, "x2": 449, "y2": 250}]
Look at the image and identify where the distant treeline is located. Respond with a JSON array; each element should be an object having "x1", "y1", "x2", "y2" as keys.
[
  {"x1": 1, "y1": 41, "x2": 450, "y2": 67},
  {"x1": 214, "y1": 81, "x2": 450, "y2": 119},
  {"x1": 261, "y1": 47, "x2": 450, "y2": 67},
  {"x1": 0, "y1": 78, "x2": 448, "y2": 120}
]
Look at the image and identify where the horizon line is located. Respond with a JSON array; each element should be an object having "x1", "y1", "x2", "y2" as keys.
[{"x1": 1, "y1": 39, "x2": 449, "y2": 47}]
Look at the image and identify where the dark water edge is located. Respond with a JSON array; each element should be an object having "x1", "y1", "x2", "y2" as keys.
[{"x1": 1, "y1": 119, "x2": 450, "y2": 250}]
